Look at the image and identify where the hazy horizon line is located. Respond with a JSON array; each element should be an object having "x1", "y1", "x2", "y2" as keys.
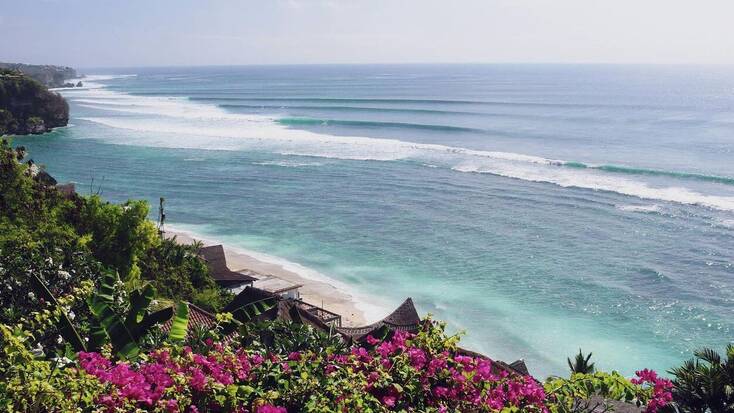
[{"x1": 68, "y1": 61, "x2": 734, "y2": 72}]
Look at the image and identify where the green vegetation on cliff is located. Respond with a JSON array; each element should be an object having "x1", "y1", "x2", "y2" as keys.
[
  {"x1": 0, "y1": 139, "x2": 229, "y2": 313},
  {"x1": 0, "y1": 62, "x2": 77, "y2": 88},
  {"x1": 0, "y1": 69, "x2": 69, "y2": 135}
]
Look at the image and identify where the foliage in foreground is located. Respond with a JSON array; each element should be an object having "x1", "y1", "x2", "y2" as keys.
[{"x1": 0, "y1": 317, "x2": 672, "y2": 413}]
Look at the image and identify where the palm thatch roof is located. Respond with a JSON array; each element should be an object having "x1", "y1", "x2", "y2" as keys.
[
  {"x1": 456, "y1": 346, "x2": 531, "y2": 377},
  {"x1": 199, "y1": 245, "x2": 257, "y2": 287},
  {"x1": 224, "y1": 286, "x2": 279, "y2": 314},
  {"x1": 336, "y1": 298, "x2": 421, "y2": 341}
]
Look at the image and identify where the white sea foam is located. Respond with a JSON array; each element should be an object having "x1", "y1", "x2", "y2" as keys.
[
  {"x1": 253, "y1": 160, "x2": 324, "y2": 168},
  {"x1": 616, "y1": 204, "x2": 662, "y2": 213},
  {"x1": 60, "y1": 77, "x2": 734, "y2": 212},
  {"x1": 51, "y1": 74, "x2": 137, "y2": 92},
  {"x1": 453, "y1": 160, "x2": 734, "y2": 211}
]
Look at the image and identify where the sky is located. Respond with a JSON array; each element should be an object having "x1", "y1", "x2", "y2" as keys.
[{"x1": 1, "y1": 0, "x2": 733, "y2": 68}]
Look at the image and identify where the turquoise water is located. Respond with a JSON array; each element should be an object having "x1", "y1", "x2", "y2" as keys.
[{"x1": 15, "y1": 64, "x2": 734, "y2": 378}]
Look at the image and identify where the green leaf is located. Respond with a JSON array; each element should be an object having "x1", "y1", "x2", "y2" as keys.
[
  {"x1": 88, "y1": 292, "x2": 139, "y2": 359},
  {"x1": 125, "y1": 283, "x2": 155, "y2": 326},
  {"x1": 168, "y1": 302, "x2": 189, "y2": 341},
  {"x1": 88, "y1": 318, "x2": 108, "y2": 349},
  {"x1": 136, "y1": 307, "x2": 173, "y2": 339},
  {"x1": 96, "y1": 271, "x2": 117, "y2": 303}
]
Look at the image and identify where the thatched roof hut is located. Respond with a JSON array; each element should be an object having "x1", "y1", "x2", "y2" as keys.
[
  {"x1": 224, "y1": 286, "x2": 341, "y2": 327},
  {"x1": 199, "y1": 245, "x2": 257, "y2": 289},
  {"x1": 336, "y1": 298, "x2": 421, "y2": 341}
]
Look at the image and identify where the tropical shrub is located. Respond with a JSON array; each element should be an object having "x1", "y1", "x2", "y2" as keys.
[
  {"x1": 0, "y1": 242, "x2": 101, "y2": 355},
  {"x1": 85, "y1": 271, "x2": 190, "y2": 360},
  {"x1": 0, "y1": 320, "x2": 548, "y2": 412},
  {"x1": 0, "y1": 324, "x2": 104, "y2": 413},
  {"x1": 0, "y1": 313, "x2": 676, "y2": 413},
  {"x1": 544, "y1": 369, "x2": 672, "y2": 413},
  {"x1": 567, "y1": 349, "x2": 595, "y2": 374},
  {"x1": 237, "y1": 319, "x2": 347, "y2": 356},
  {"x1": 666, "y1": 345, "x2": 734, "y2": 413}
]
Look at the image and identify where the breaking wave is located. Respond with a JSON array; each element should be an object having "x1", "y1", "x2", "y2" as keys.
[
  {"x1": 62, "y1": 78, "x2": 734, "y2": 212},
  {"x1": 565, "y1": 162, "x2": 734, "y2": 185},
  {"x1": 276, "y1": 116, "x2": 482, "y2": 133}
]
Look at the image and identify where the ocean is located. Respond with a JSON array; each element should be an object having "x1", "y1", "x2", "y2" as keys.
[{"x1": 15, "y1": 64, "x2": 734, "y2": 378}]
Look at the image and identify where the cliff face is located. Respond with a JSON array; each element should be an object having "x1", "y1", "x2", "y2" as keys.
[
  {"x1": 0, "y1": 69, "x2": 69, "y2": 135},
  {"x1": 0, "y1": 62, "x2": 77, "y2": 88}
]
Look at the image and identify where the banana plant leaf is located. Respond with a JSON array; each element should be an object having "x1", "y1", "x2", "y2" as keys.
[
  {"x1": 168, "y1": 302, "x2": 189, "y2": 341},
  {"x1": 87, "y1": 318, "x2": 108, "y2": 350},
  {"x1": 230, "y1": 297, "x2": 277, "y2": 323},
  {"x1": 88, "y1": 293, "x2": 140, "y2": 359},
  {"x1": 136, "y1": 306, "x2": 174, "y2": 337},
  {"x1": 96, "y1": 271, "x2": 117, "y2": 303},
  {"x1": 223, "y1": 297, "x2": 278, "y2": 336},
  {"x1": 29, "y1": 274, "x2": 87, "y2": 352},
  {"x1": 125, "y1": 283, "x2": 155, "y2": 326}
]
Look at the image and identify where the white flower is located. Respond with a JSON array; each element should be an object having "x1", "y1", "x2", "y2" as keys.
[
  {"x1": 27, "y1": 292, "x2": 35, "y2": 300},
  {"x1": 58, "y1": 270, "x2": 71, "y2": 280},
  {"x1": 67, "y1": 310, "x2": 75, "y2": 320},
  {"x1": 31, "y1": 343, "x2": 44, "y2": 357},
  {"x1": 56, "y1": 335, "x2": 64, "y2": 344},
  {"x1": 52, "y1": 356, "x2": 72, "y2": 367}
]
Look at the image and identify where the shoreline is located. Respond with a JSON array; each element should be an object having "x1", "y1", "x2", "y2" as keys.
[{"x1": 165, "y1": 227, "x2": 372, "y2": 327}]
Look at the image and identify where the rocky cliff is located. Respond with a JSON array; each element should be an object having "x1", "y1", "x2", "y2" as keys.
[
  {"x1": 0, "y1": 69, "x2": 69, "y2": 135},
  {"x1": 0, "y1": 62, "x2": 77, "y2": 88}
]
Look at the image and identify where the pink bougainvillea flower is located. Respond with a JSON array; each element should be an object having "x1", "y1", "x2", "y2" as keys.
[{"x1": 257, "y1": 404, "x2": 287, "y2": 413}]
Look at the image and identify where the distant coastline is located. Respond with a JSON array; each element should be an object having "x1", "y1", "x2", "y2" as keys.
[{"x1": 0, "y1": 62, "x2": 78, "y2": 88}]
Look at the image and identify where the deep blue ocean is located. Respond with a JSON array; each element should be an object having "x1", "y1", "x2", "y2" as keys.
[{"x1": 15, "y1": 64, "x2": 734, "y2": 377}]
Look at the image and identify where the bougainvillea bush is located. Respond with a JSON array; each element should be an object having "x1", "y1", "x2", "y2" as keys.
[{"x1": 0, "y1": 318, "x2": 671, "y2": 413}]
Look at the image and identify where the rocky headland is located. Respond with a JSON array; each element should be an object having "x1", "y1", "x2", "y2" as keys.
[{"x1": 0, "y1": 69, "x2": 70, "y2": 135}]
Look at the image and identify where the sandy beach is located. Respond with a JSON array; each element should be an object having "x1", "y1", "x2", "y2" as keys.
[{"x1": 165, "y1": 229, "x2": 368, "y2": 327}]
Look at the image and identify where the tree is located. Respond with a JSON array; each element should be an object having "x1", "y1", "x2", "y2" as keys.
[{"x1": 76, "y1": 196, "x2": 160, "y2": 281}]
